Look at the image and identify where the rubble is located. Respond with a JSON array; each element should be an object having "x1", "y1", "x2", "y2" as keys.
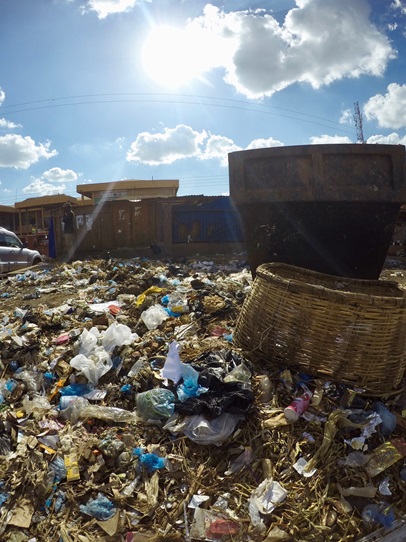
[{"x1": 0, "y1": 255, "x2": 406, "y2": 541}]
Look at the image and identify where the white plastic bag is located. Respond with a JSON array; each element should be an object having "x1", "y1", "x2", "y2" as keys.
[
  {"x1": 79, "y1": 327, "x2": 99, "y2": 357},
  {"x1": 248, "y1": 478, "x2": 287, "y2": 532},
  {"x1": 182, "y1": 412, "x2": 240, "y2": 446},
  {"x1": 141, "y1": 304, "x2": 169, "y2": 330},
  {"x1": 23, "y1": 394, "x2": 52, "y2": 420},
  {"x1": 70, "y1": 351, "x2": 113, "y2": 386},
  {"x1": 102, "y1": 322, "x2": 139, "y2": 353}
]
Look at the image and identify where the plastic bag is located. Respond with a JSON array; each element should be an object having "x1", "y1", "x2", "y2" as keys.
[
  {"x1": 141, "y1": 304, "x2": 169, "y2": 330},
  {"x1": 50, "y1": 456, "x2": 67, "y2": 482},
  {"x1": 22, "y1": 394, "x2": 52, "y2": 419},
  {"x1": 177, "y1": 363, "x2": 208, "y2": 402},
  {"x1": 373, "y1": 402, "x2": 397, "y2": 437},
  {"x1": 225, "y1": 446, "x2": 253, "y2": 475},
  {"x1": 248, "y1": 478, "x2": 288, "y2": 532},
  {"x1": 70, "y1": 351, "x2": 112, "y2": 386},
  {"x1": 15, "y1": 369, "x2": 44, "y2": 393},
  {"x1": 136, "y1": 389, "x2": 175, "y2": 421},
  {"x1": 80, "y1": 493, "x2": 116, "y2": 521},
  {"x1": 102, "y1": 321, "x2": 139, "y2": 353},
  {"x1": 59, "y1": 396, "x2": 90, "y2": 424},
  {"x1": 160, "y1": 341, "x2": 182, "y2": 384},
  {"x1": 223, "y1": 363, "x2": 251, "y2": 385},
  {"x1": 133, "y1": 447, "x2": 166, "y2": 472},
  {"x1": 362, "y1": 503, "x2": 395, "y2": 529},
  {"x1": 182, "y1": 412, "x2": 240, "y2": 446},
  {"x1": 60, "y1": 383, "x2": 94, "y2": 396},
  {"x1": 79, "y1": 327, "x2": 99, "y2": 357}
]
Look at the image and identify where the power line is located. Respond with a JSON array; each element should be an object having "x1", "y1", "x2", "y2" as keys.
[{"x1": 0, "y1": 92, "x2": 357, "y2": 137}]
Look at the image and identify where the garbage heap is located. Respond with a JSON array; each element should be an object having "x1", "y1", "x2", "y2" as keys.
[{"x1": 0, "y1": 256, "x2": 405, "y2": 542}]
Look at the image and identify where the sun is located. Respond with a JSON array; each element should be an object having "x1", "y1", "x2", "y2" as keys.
[{"x1": 142, "y1": 25, "x2": 209, "y2": 88}]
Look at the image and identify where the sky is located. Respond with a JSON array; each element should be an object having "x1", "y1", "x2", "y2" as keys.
[{"x1": 0, "y1": 0, "x2": 405, "y2": 204}]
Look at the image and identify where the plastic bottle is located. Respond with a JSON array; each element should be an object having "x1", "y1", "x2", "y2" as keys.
[{"x1": 284, "y1": 390, "x2": 313, "y2": 422}]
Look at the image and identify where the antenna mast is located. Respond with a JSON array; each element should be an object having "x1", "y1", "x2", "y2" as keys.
[{"x1": 353, "y1": 101, "x2": 365, "y2": 144}]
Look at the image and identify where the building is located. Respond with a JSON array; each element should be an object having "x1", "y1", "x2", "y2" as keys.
[{"x1": 76, "y1": 179, "x2": 179, "y2": 205}]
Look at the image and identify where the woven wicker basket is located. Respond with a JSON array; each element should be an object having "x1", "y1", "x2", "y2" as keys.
[{"x1": 234, "y1": 262, "x2": 406, "y2": 395}]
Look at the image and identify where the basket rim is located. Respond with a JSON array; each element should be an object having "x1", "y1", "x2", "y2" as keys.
[{"x1": 256, "y1": 262, "x2": 406, "y2": 306}]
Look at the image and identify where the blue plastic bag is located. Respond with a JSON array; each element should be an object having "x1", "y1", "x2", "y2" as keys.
[
  {"x1": 134, "y1": 447, "x2": 166, "y2": 472},
  {"x1": 80, "y1": 493, "x2": 116, "y2": 521},
  {"x1": 177, "y1": 363, "x2": 208, "y2": 402},
  {"x1": 60, "y1": 383, "x2": 94, "y2": 396}
]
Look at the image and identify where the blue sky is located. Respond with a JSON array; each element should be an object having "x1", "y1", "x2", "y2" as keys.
[{"x1": 0, "y1": 0, "x2": 405, "y2": 203}]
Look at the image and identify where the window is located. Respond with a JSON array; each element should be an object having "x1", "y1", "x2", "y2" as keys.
[{"x1": 5, "y1": 233, "x2": 22, "y2": 248}]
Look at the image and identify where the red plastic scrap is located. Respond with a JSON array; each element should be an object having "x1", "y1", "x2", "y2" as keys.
[{"x1": 206, "y1": 518, "x2": 240, "y2": 537}]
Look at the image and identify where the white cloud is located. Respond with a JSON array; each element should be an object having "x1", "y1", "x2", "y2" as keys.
[
  {"x1": 183, "y1": 0, "x2": 396, "y2": 99},
  {"x1": 0, "y1": 88, "x2": 4, "y2": 105},
  {"x1": 200, "y1": 135, "x2": 283, "y2": 167},
  {"x1": 366, "y1": 132, "x2": 406, "y2": 145},
  {"x1": 0, "y1": 118, "x2": 22, "y2": 130},
  {"x1": 127, "y1": 124, "x2": 207, "y2": 166},
  {"x1": 364, "y1": 83, "x2": 406, "y2": 129},
  {"x1": 41, "y1": 167, "x2": 78, "y2": 183},
  {"x1": 0, "y1": 134, "x2": 58, "y2": 169},
  {"x1": 127, "y1": 124, "x2": 287, "y2": 167},
  {"x1": 339, "y1": 109, "x2": 353, "y2": 125},
  {"x1": 200, "y1": 134, "x2": 241, "y2": 167},
  {"x1": 81, "y1": 0, "x2": 138, "y2": 18},
  {"x1": 391, "y1": 0, "x2": 406, "y2": 15},
  {"x1": 310, "y1": 135, "x2": 353, "y2": 144},
  {"x1": 247, "y1": 137, "x2": 284, "y2": 149},
  {"x1": 23, "y1": 178, "x2": 67, "y2": 196}
]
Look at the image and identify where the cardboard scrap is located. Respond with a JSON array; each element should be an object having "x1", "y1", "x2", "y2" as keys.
[
  {"x1": 8, "y1": 499, "x2": 34, "y2": 529},
  {"x1": 96, "y1": 510, "x2": 120, "y2": 536}
]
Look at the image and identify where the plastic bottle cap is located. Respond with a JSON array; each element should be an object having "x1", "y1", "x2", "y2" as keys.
[{"x1": 284, "y1": 406, "x2": 300, "y2": 422}]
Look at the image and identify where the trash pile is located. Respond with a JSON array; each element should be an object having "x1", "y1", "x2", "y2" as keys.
[{"x1": 0, "y1": 256, "x2": 406, "y2": 542}]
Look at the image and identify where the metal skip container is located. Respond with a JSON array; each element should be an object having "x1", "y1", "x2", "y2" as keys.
[{"x1": 228, "y1": 144, "x2": 406, "y2": 279}]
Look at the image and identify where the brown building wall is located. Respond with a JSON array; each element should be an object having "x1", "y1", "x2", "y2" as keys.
[{"x1": 51, "y1": 197, "x2": 244, "y2": 260}]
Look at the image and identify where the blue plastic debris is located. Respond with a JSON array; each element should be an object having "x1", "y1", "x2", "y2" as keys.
[
  {"x1": 133, "y1": 447, "x2": 166, "y2": 473},
  {"x1": 79, "y1": 493, "x2": 116, "y2": 521}
]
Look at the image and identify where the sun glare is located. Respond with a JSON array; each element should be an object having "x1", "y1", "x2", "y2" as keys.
[{"x1": 142, "y1": 25, "x2": 208, "y2": 87}]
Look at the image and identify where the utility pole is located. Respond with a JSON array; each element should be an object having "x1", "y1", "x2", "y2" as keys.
[{"x1": 353, "y1": 101, "x2": 365, "y2": 144}]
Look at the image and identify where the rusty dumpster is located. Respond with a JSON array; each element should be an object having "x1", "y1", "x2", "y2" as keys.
[{"x1": 228, "y1": 144, "x2": 406, "y2": 278}]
